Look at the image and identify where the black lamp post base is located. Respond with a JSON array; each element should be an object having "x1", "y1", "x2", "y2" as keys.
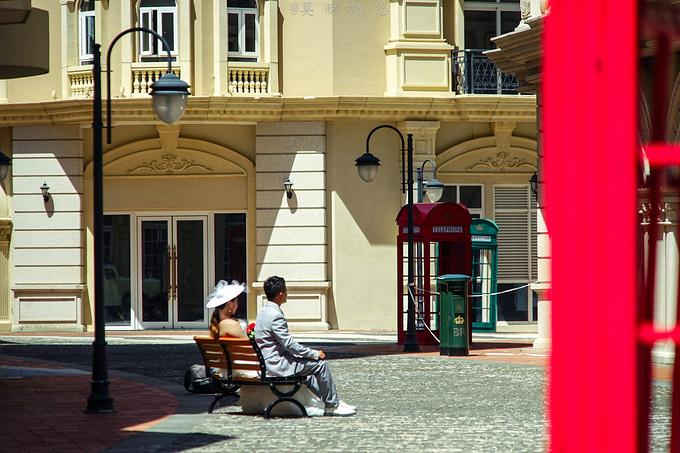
[
  {"x1": 86, "y1": 381, "x2": 115, "y2": 413},
  {"x1": 403, "y1": 341, "x2": 421, "y2": 353}
]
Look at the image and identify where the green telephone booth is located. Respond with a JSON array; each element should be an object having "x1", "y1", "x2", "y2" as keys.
[{"x1": 470, "y1": 219, "x2": 499, "y2": 332}]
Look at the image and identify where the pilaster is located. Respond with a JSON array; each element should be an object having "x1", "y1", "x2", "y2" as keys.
[
  {"x1": 384, "y1": 0, "x2": 453, "y2": 96},
  {"x1": 254, "y1": 121, "x2": 330, "y2": 330},
  {"x1": 179, "y1": 0, "x2": 192, "y2": 94},
  {"x1": 213, "y1": 0, "x2": 228, "y2": 95},
  {"x1": 120, "y1": 2, "x2": 132, "y2": 97},
  {"x1": 532, "y1": 90, "x2": 551, "y2": 350},
  {"x1": 10, "y1": 125, "x2": 85, "y2": 332},
  {"x1": 0, "y1": 219, "x2": 12, "y2": 331},
  {"x1": 263, "y1": 0, "x2": 279, "y2": 94},
  {"x1": 397, "y1": 121, "x2": 440, "y2": 201}
]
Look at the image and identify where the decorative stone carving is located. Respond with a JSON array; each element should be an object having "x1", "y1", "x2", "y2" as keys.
[
  {"x1": 0, "y1": 223, "x2": 11, "y2": 243},
  {"x1": 127, "y1": 154, "x2": 213, "y2": 174},
  {"x1": 466, "y1": 152, "x2": 535, "y2": 171}
]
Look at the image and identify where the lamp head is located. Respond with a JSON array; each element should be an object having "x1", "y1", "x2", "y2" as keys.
[
  {"x1": 283, "y1": 178, "x2": 294, "y2": 199},
  {"x1": 424, "y1": 177, "x2": 444, "y2": 202},
  {"x1": 150, "y1": 72, "x2": 191, "y2": 124},
  {"x1": 40, "y1": 182, "x2": 50, "y2": 202},
  {"x1": 530, "y1": 172, "x2": 538, "y2": 196},
  {"x1": 355, "y1": 151, "x2": 381, "y2": 183}
]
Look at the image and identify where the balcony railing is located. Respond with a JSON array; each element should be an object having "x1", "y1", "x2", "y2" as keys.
[
  {"x1": 452, "y1": 49, "x2": 519, "y2": 95},
  {"x1": 67, "y1": 65, "x2": 95, "y2": 98},
  {"x1": 131, "y1": 62, "x2": 181, "y2": 97},
  {"x1": 227, "y1": 63, "x2": 269, "y2": 95}
]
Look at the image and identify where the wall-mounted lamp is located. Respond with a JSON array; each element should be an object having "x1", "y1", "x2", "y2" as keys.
[
  {"x1": 529, "y1": 172, "x2": 538, "y2": 197},
  {"x1": 40, "y1": 182, "x2": 50, "y2": 202},
  {"x1": 0, "y1": 151, "x2": 11, "y2": 183},
  {"x1": 283, "y1": 178, "x2": 294, "y2": 199}
]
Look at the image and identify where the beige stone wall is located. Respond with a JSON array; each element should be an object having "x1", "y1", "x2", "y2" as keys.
[{"x1": 326, "y1": 121, "x2": 402, "y2": 330}]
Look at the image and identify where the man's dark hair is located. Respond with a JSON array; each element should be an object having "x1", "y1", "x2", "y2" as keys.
[{"x1": 264, "y1": 275, "x2": 286, "y2": 301}]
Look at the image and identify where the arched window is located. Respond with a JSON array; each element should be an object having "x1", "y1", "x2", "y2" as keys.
[
  {"x1": 139, "y1": 0, "x2": 177, "y2": 59},
  {"x1": 228, "y1": 0, "x2": 258, "y2": 60},
  {"x1": 79, "y1": 0, "x2": 95, "y2": 63}
]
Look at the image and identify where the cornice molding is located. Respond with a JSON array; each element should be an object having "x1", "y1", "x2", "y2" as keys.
[{"x1": 0, "y1": 95, "x2": 537, "y2": 126}]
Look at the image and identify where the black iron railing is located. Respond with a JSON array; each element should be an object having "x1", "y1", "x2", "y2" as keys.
[{"x1": 452, "y1": 49, "x2": 519, "y2": 95}]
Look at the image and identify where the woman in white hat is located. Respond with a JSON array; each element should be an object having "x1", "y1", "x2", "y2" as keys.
[{"x1": 207, "y1": 280, "x2": 247, "y2": 339}]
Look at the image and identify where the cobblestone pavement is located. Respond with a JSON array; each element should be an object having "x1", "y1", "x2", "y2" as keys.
[{"x1": 0, "y1": 335, "x2": 672, "y2": 452}]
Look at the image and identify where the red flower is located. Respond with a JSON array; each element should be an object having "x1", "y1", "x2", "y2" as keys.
[{"x1": 246, "y1": 323, "x2": 256, "y2": 339}]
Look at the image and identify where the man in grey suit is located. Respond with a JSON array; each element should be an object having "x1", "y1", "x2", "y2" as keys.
[{"x1": 254, "y1": 275, "x2": 356, "y2": 416}]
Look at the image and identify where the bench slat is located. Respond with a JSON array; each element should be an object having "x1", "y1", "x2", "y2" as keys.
[
  {"x1": 229, "y1": 352, "x2": 260, "y2": 362},
  {"x1": 231, "y1": 363, "x2": 262, "y2": 371}
]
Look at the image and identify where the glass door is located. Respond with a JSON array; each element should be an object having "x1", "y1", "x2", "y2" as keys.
[
  {"x1": 139, "y1": 217, "x2": 171, "y2": 328},
  {"x1": 138, "y1": 216, "x2": 208, "y2": 329},
  {"x1": 173, "y1": 217, "x2": 208, "y2": 328},
  {"x1": 471, "y1": 248, "x2": 497, "y2": 331}
]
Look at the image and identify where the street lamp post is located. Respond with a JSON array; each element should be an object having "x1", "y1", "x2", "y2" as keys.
[
  {"x1": 355, "y1": 125, "x2": 420, "y2": 352},
  {"x1": 86, "y1": 28, "x2": 190, "y2": 413}
]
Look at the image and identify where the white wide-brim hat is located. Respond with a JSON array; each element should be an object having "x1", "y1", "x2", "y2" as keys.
[{"x1": 206, "y1": 280, "x2": 246, "y2": 308}]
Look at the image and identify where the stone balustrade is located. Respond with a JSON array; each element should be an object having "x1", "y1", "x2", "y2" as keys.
[
  {"x1": 67, "y1": 66, "x2": 94, "y2": 98},
  {"x1": 228, "y1": 64, "x2": 269, "y2": 95},
  {"x1": 131, "y1": 63, "x2": 180, "y2": 96}
]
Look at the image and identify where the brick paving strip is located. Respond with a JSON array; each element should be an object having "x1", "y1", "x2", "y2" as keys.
[{"x1": 0, "y1": 357, "x2": 178, "y2": 453}]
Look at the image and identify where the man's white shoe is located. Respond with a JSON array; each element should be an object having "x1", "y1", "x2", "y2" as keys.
[
  {"x1": 324, "y1": 401, "x2": 356, "y2": 416},
  {"x1": 339, "y1": 401, "x2": 356, "y2": 411}
]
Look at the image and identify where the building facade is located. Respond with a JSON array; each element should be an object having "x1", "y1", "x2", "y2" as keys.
[
  {"x1": 489, "y1": 0, "x2": 679, "y2": 361},
  {"x1": 0, "y1": 0, "x2": 537, "y2": 333}
]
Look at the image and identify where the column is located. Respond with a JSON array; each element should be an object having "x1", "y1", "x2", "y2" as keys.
[
  {"x1": 532, "y1": 88, "x2": 551, "y2": 350},
  {"x1": 254, "y1": 121, "x2": 330, "y2": 330}
]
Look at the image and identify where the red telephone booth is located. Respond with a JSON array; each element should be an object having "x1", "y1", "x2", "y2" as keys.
[{"x1": 396, "y1": 202, "x2": 472, "y2": 345}]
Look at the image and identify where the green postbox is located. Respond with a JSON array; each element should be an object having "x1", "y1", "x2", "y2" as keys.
[{"x1": 437, "y1": 274, "x2": 471, "y2": 356}]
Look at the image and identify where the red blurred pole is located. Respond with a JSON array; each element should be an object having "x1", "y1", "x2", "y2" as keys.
[{"x1": 543, "y1": 0, "x2": 639, "y2": 451}]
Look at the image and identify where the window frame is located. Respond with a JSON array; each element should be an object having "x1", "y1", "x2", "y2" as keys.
[
  {"x1": 79, "y1": 6, "x2": 95, "y2": 63},
  {"x1": 227, "y1": 3, "x2": 259, "y2": 60},
  {"x1": 442, "y1": 184, "x2": 485, "y2": 218},
  {"x1": 463, "y1": 0, "x2": 521, "y2": 49},
  {"x1": 139, "y1": 4, "x2": 178, "y2": 57}
]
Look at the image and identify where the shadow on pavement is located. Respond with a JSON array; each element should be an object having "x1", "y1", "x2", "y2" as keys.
[{"x1": 104, "y1": 431, "x2": 237, "y2": 453}]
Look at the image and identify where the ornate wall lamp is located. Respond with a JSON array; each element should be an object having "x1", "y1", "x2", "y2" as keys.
[
  {"x1": 284, "y1": 178, "x2": 294, "y2": 199},
  {"x1": 40, "y1": 182, "x2": 50, "y2": 202},
  {"x1": 530, "y1": 172, "x2": 538, "y2": 197}
]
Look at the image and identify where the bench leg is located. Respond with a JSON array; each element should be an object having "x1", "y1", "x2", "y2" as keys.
[
  {"x1": 208, "y1": 393, "x2": 230, "y2": 414},
  {"x1": 263, "y1": 396, "x2": 308, "y2": 418}
]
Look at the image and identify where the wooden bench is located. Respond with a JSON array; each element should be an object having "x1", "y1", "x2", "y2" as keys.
[
  {"x1": 194, "y1": 336, "x2": 240, "y2": 413},
  {"x1": 194, "y1": 336, "x2": 308, "y2": 417}
]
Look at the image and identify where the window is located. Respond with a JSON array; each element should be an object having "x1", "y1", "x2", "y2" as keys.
[
  {"x1": 103, "y1": 215, "x2": 131, "y2": 326},
  {"x1": 493, "y1": 185, "x2": 537, "y2": 322},
  {"x1": 139, "y1": 0, "x2": 177, "y2": 59},
  {"x1": 463, "y1": 0, "x2": 521, "y2": 49},
  {"x1": 440, "y1": 185, "x2": 484, "y2": 218},
  {"x1": 228, "y1": 0, "x2": 258, "y2": 60},
  {"x1": 79, "y1": 0, "x2": 95, "y2": 63}
]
